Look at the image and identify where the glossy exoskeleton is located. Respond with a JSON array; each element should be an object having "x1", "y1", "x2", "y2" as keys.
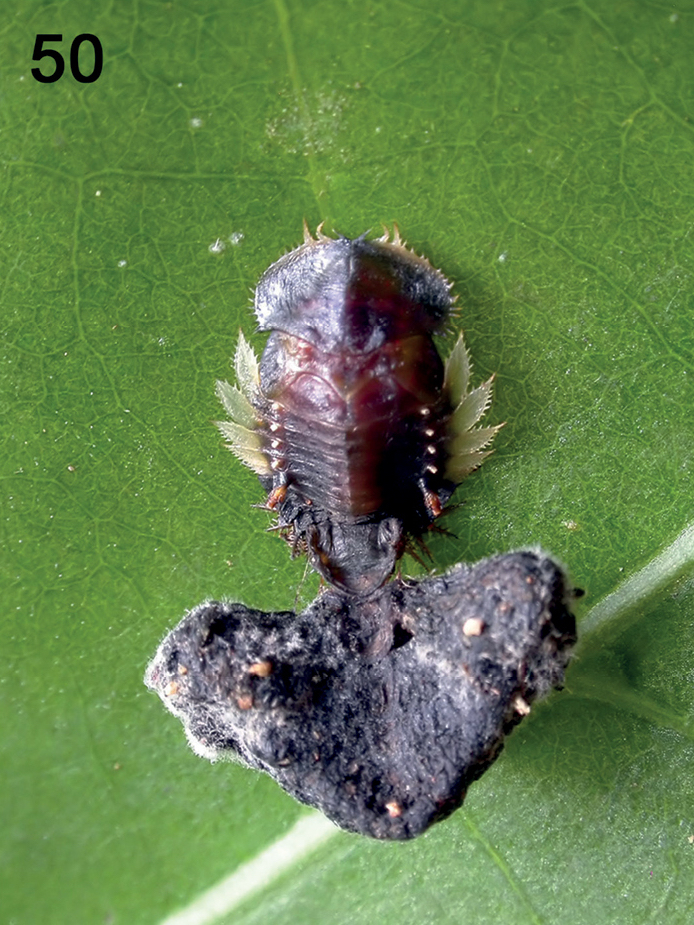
[{"x1": 216, "y1": 225, "x2": 501, "y2": 595}]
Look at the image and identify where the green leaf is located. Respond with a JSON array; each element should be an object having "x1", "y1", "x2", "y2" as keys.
[{"x1": 2, "y1": 1, "x2": 694, "y2": 923}]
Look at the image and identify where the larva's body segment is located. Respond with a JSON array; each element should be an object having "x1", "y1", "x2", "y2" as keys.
[
  {"x1": 259, "y1": 329, "x2": 449, "y2": 519},
  {"x1": 217, "y1": 227, "x2": 501, "y2": 595}
]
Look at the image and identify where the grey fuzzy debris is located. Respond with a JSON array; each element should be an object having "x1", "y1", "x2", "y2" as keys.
[{"x1": 145, "y1": 550, "x2": 576, "y2": 840}]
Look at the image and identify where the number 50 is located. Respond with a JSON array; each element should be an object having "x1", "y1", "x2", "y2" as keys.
[{"x1": 31, "y1": 34, "x2": 103, "y2": 84}]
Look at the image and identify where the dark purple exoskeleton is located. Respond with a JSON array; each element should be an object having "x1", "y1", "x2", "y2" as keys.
[{"x1": 216, "y1": 225, "x2": 501, "y2": 595}]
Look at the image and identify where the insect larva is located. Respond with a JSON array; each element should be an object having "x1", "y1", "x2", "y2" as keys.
[{"x1": 216, "y1": 224, "x2": 502, "y2": 595}]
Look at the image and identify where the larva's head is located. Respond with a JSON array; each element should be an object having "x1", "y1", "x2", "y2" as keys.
[{"x1": 254, "y1": 230, "x2": 454, "y2": 355}]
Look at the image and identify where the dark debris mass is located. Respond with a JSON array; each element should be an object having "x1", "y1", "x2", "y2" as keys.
[{"x1": 145, "y1": 551, "x2": 576, "y2": 839}]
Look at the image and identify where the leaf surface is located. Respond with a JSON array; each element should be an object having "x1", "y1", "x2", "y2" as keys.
[{"x1": 2, "y1": 1, "x2": 694, "y2": 923}]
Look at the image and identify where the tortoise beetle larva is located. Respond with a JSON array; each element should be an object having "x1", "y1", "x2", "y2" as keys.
[{"x1": 216, "y1": 224, "x2": 502, "y2": 595}]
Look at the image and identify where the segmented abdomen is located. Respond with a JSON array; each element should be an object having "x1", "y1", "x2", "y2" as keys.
[{"x1": 259, "y1": 330, "x2": 449, "y2": 527}]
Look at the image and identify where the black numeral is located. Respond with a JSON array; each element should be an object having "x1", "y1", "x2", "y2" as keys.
[
  {"x1": 31, "y1": 34, "x2": 65, "y2": 83},
  {"x1": 31, "y1": 34, "x2": 103, "y2": 83},
  {"x1": 70, "y1": 34, "x2": 103, "y2": 83}
]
